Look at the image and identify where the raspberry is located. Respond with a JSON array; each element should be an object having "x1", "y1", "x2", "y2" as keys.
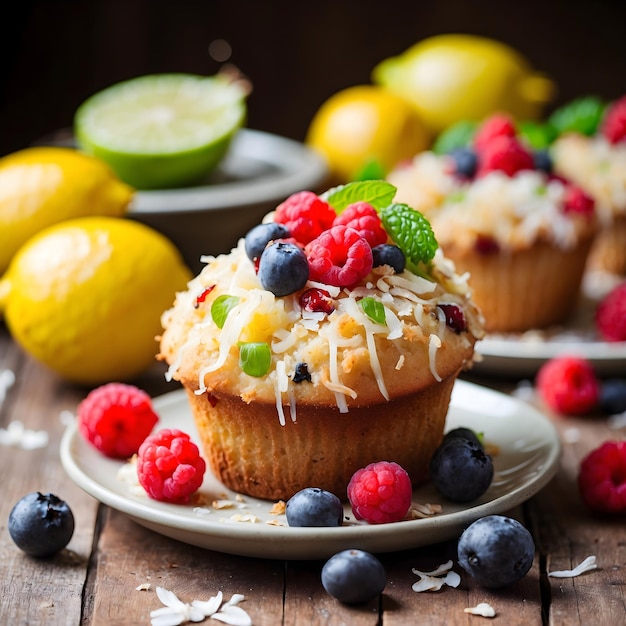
[
  {"x1": 601, "y1": 96, "x2": 626, "y2": 144},
  {"x1": 477, "y1": 136, "x2": 534, "y2": 177},
  {"x1": 332, "y1": 202, "x2": 387, "y2": 248},
  {"x1": 596, "y1": 282, "x2": 626, "y2": 342},
  {"x1": 347, "y1": 461, "x2": 412, "y2": 524},
  {"x1": 535, "y1": 356, "x2": 600, "y2": 415},
  {"x1": 578, "y1": 441, "x2": 626, "y2": 513},
  {"x1": 563, "y1": 185, "x2": 595, "y2": 217},
  {"x1": 473, "y1": 114, "x2": 517, "y2": 153},
  {"x1": 273, "y1": 191, "x2": 336, "y2": 245},
  {"x1": 305, "y1": 225, "x2": 373, "y2": 288},
  {"x1": 136, "y1": 428, "x2": 206, "y2": 503},
  {"x1": 77, "y1": 383, "x2": 159, "y2": 459}
]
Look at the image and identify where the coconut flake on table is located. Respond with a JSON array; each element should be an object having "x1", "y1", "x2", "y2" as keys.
[
  {"x1": 0, "y1": 420, "x2": 49, "y2": 450},
  {"x1": 464, "y1": 603, "x2": 496, "y2": 618},
  {"x1": 548, "y1": 555, "x2": 598, "y2": 578},
  {"x1": 411, "y1": 560, "x2": 461, "y2": 592}
]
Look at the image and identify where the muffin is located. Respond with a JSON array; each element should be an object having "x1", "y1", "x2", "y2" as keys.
[
  {"x1": 159, "y1": 182, "x2": 484, "y2": 501},
  {"x1": 551, "y1": 95, "x2": 626, "y2": 275},
  {"x1": 388, "y1": 114, "x2": 598, "y2": 333}
]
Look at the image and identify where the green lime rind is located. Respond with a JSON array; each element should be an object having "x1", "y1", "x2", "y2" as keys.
[
  {"x1": 238, "y1": 342, "x2": 271, "y2": 377},
  {"x1": 380, "y1": 203, "x2": 438, "y2": 271},
  {"x1": 433, "y1": 120, "x2": 478, "y2": 154},
  {"x1": 547, "y1": 96, "x2": 607, "y2": 138},
  {"x1": 74, "y1": 73, "x2": 247, "y2": 189},
  {"x1": 323, "y1": 180, "x2": 397, "y2": 213}
]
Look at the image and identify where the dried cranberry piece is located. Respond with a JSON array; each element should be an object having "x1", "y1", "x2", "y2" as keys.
[
  {"x1": 437, "y1": 304, "x2": 467, "y2": 333},
  {"x1": 299, "y1": 288, "x2": 335, "y2": 314},
  {"x1": 474, "y1": 235, "x2": 500, "y2": 255}
]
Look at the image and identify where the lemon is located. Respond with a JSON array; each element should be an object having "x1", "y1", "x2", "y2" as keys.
[
  {"x1": 306, "y1": 85, "x2": 430, "y2": 184},
  {"x1": 0, "y1": 146, "x2": 133, "y2": 275},
  {"x1": 74, "y1": 73, "x2": 247, "y2": 189},
  {"x1": 0, "y1": 217, "x2": 191, "y2": 385},
  {"x1": 373, "y1": 34, "x2": 555, "y2": 135}
]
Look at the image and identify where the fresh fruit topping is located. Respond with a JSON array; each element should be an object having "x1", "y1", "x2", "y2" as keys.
[
  {"x1": 347, "y1": 460, "x2": 412, "y2": 524},
  {"x1": 599, "y1": 379, "x2": 626, "y2": 415},
  {"x1": 324, "y1": 180, "x2": 397, "y2": 213},
  {"x1": 429, "y1": 438, "x2": 493, "y2": 502},
  {"x1": 473, "y1": 114, "x2": 517, "y2": 153},
  {"x1": 474, "y1": 234, "x2": 501, "y2": 255},
  {"x1": 273, "y1": 191, "x2": 336, "y2": 245},
  {"x1": 548, "y1": 96, "x2": 607, "y2": 137},
  {"x1": 477, "y1": 136, "x2": 534, "y2": 177},
  {"x1": 380, "y1": 203, "x2": 438, "y2": 270},
  {"x1": 332, "y1": 202, "x2": 387, "y2": 247},
  {"x1": 239, "y1": 341, "x2": 271, "y2": 377},
  {"x1": 194, "y1": 284, "x2": 216, "y2": 308},
  {"x1": 596, "y1": 282, "x2": 626, "y2": 342},
  {"x1": 437, "y1": 303, "x2": 467, "y2": 333},
  {"x1": 258, "y1": 241, "x2": 309, "y2": 296},
  {"x1": 77, "y1": 382, "x2": 159, "y2": 459},
  {"x1": 371, "y1": 243, "x2": 406, "y2": 273},
  {"x1": 8, "y1": 492, "x2": 75, "y2": 557},
  {"x1": 244, "y1": 222, "x2": 291, "y2": 261},
  {"x1": 74, "y1": 73, "x2": 248, "y2": 189},
  {"x1": 292, "y1": 362, "x2": 312, "y2": 383},
  {"x1": 432, "y1": 120, "x2": 478, "y2": 154},
  {"x1": 562, "y1": 185, "x2": 595, "y2": 216},
  {"x1": 211, "y1": 294, "x2": 240, "y2": 328},
  {"x1": 442, "y1": 426, "x2": 484, "y2": 449},
  {"x1": 299, "y1": 287, "x2": 335, "y2": 314},
  {"x1": 136, "y1": 428, "x2": 206, "y2": 503},
  {"x1": 535, "y1": 356, "x2": 600, "y2": 415},
  {"x1": 448, "y1": 147, "x2": 479, "y2": 179},
  {"x1": 457, "y1": 515, "x2": 535, "y2": 588},
  {"x1": 321, "y1": 549, "x2": 387, "y2": 604},
  {"x1": 532, "y1": 149, "x2": 553, "y2": 174},
  {"x1": 578, "y1": 441, "x2": 626, "y2": 513},
  {"x1": 285, "y1": 487, "x2": 343, "y2": 527},
  {"x1": 305, "y1": 225, "x2": 373, "y2": 288},
  {"x1": 601, "y1": 95, "x2": 626, "y2": 144}
]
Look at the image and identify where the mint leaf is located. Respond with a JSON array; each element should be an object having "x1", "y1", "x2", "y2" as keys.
[
  {"x1": 548, "y1": 96, "x2": 607, "y2": 138},
  {"x1": 353, "y1": 158, "x2": 387, "y2": 182},
  {"x1": 433, "y1": 120, "x2": 478, "y2": 154},
  {"x1": 323, "y1": 180, "x2": 397, "y2": 213},
  {"x1": 359, "y1": 297, "x2": 386, "y2": 325},
  {"x1": 380, "y1": 203, "x2": 438, "y2": 270},
  {"x1": 238, "y1": 342, "x2": 271, "y2": 377},
  {"x1": 211, "y1": 294, "x2": 239, "y2": 329},
  {"x1": 518, "y1": 120, "x2": 556, "y2": 149}
]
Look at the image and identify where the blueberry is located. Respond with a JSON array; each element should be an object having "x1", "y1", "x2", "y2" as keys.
[
  {"x1": 372, "y1": 244, "x2": 405, "y2": 273},
  {"x1": 457, "y1": 515, "x2": 535, "y2": 588},
  {"x1": 599, "y1": 379, "x2": 626, "y2": 414},
  {"x1": 448, "y1": 147, "x2": 478, "y2": 178},
  {"x1": 8, "y1": 492, "x2": 75, "y2": 557},
  {"x1": 244, "y1": 222, "x2": 290, "y2": 261},
  {"x1": 292, "y1": 361, "x2": 312, "y2": 383},
  {"x1": 258, "y1": 241, "x2": 309, "y2": 297},
  {"x1": 533, "y1": 149, "x2": 553, "y2": 174},
  {"x1": 429, "y1": 438, "x2": 493, "y2": 502},
  {"x1": 286, "y1": 487, "x2": 343, "y2": 527},
  {"x1": 321, "y1": 549, "x2": 386, "y2": 604},
  {"x1": 442, "y1": 426, "x2": 484, "y2": 450}
]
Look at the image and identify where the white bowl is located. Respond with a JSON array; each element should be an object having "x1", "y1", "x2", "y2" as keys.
[{"x1": 129, "y1": 129, "x2": 329, "y2": 272}]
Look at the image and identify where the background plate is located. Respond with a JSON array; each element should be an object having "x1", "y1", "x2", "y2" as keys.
[{"x1": 61, "y1": 380, "x2": 561, "y2": 560}]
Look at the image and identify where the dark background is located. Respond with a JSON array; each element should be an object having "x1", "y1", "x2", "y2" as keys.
[{"x1": 1, "y1": 0, "x2": 626, "y2": 157}]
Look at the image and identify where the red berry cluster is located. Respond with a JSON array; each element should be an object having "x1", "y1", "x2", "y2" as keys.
[
  {"x1": 596, "y1": 281, "x2": 626, "y2": 342},
  {"x1": 601, "y1": 95, "x2": 626, "y2": 145},
  {"x1": 273, "y1": 192, "x2": 391, "y2": 288}
]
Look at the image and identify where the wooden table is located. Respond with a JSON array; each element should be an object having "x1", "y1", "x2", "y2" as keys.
[{"x1": 1, "y1": 323, "x2": 625, "y2": 625}]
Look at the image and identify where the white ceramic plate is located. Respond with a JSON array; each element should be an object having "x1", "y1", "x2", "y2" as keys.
[
  {"x1": 474, "y1": 274, "x2": 626, "y2": 377},
  {"x1": 61, "y1": 380, "x2": 560, "y2": 560}
]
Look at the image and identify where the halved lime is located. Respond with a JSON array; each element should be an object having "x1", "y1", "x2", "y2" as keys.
[{"x1": 74, "y1": 73, "x2": 247, "y2": 189}]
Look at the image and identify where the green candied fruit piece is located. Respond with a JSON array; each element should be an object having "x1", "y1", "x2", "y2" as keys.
[
  {"x1": 238, "y1": 342, "x2": 271, "y2": 377},
  {"x1": 359, "y1": 297, "x2": 386, "y2": 325},
  {"x1": 211, "y1": 294, "x2": 239, "y2": 329},
  {"x1": 380, "y1": 203, "x2": 438, "y2": 272}
]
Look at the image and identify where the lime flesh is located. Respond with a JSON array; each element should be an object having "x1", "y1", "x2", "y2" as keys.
[{"x1": 74, "y1": 73, "x2": 247, "y2": 189}]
